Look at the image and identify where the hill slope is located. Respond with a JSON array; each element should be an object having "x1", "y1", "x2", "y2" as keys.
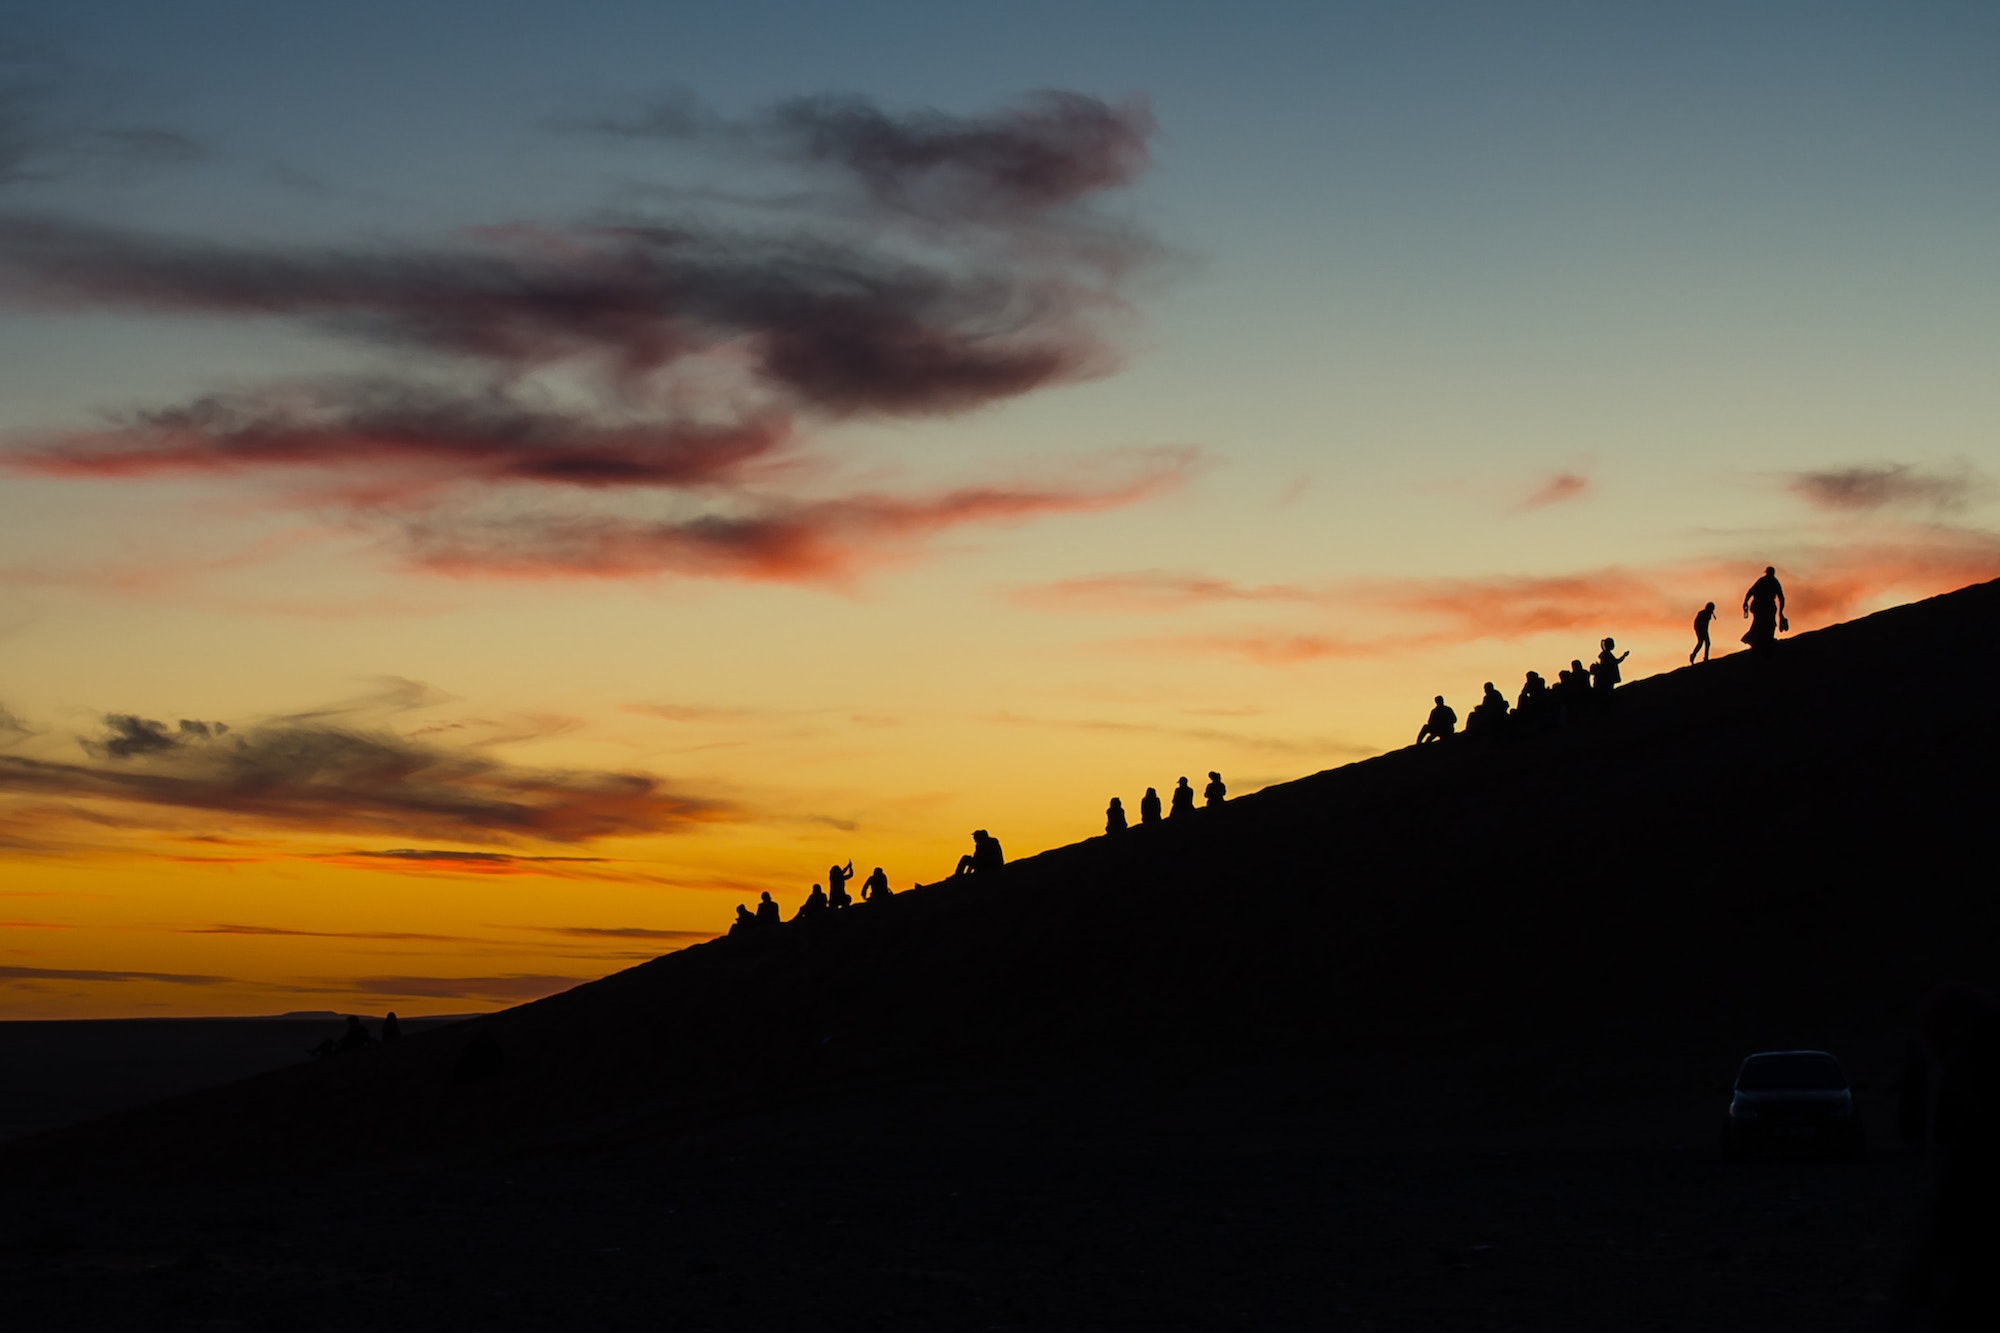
[{"x1": 12, "y1": 579, "x2": 2000, "y2": 1182}]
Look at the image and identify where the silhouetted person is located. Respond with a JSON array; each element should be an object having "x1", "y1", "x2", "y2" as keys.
[
  {"x1": 1741, "y1": 565, "x2": 1786, "y2": 649},
  {"x1": 1105, "y1": 797, "x2": 1127, "y2": 834},
  {"x1": 755, "y1": 891, "x2": 780, "y2": 926},
  {"x1": 954, "y1": 829, "x2": 1004, "y2": 877},
  {"x1": 1203, "y1": 772, "x2": 1226, "y2": 807},
  {"x1": 381, "y1": 1011, "x2": 401, "y2": 1043},
  {"x1": 827, "y1": 860, "x2": 854, "y2": 910},
  {"x1": 1897, "y1": 1037, "x2": 1931, "y2": 1146},
  {"x1": 338, "y1": 1015, "x2": 372, "y2": 1053},
  {"x1": 861, "y1": 866, "x2": 891, "y2": 902},
  {"x1": 1466, "y1": 682, "x2": 1509, "y2": 739},
  {"x1": 1516, "y1": 671, "x2": 1549, "y2": 729},
  {"x1": 795, "y1": 883, "x2": 829, "y2": 919},
  {"x1": 731, "y1": 903, "x2": 758, "y2": 936},
  {"x1": 1690, "y1": 602, "x2": 1716, "y2": 664},
  {"x1": 1139, "y1": 787, "x2": 1162, "y2": 825},
  {"x1": 1556, "y1": 659, "x2": 1592, "y2": 721},
  {"x1": 1900, "y1": 983, "x2": 2000, "y2": 1325},
  {"x1": 1590, "y1": 637, "x2": 1628, "y2": 695},
  {"x1": 1416, "y1": 695, "x2": 1456, "y2": 744},
  {"x1": 1170, "y1": 777, "x2": 1195, "y2": 817}
]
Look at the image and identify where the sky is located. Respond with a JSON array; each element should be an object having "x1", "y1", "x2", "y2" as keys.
[{"x1": 3, "y1": 1, "x2": 1998, "y2": 1017}]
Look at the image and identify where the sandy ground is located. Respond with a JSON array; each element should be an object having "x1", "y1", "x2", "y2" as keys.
[{"x1": 0, "y1": 1055, "x2": 1945, "y2": 1332}]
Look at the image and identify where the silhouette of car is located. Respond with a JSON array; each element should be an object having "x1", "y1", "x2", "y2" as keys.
[{"x1": 1721, "y1": 1050, "x2": 1862, "y2": 1160}]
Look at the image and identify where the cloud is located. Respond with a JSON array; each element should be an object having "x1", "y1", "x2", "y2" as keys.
[
  {"x1": 185, "y1": 923, "x2": 480, "y2": 943},
  {"x1": 0, "y1": 703, "x2": 29, "y2": 746},
  {"x1": 1011, "y1": 569, "x2": 1333, "y2": 613},
  {"x1": 0, "y1": 710, "x2": 733, "y2": 844},
  {"x1": 79, "y1": 714, "x2": 227, "y2": 759},
  {"x1": 1, "y1": 60, "x2": 209, "y2": 187},
  {"x1": 326, "y1": 973, "x2": 584, "y2": 1003},
  {"x1": 580, "y1": 89, "x2": 1154, "y2": 224},
  {"x1": 404, "y1": 448, "x2": 1194, "y2": 582},
  {"x1": 0, "y1": 965, "x2": 228, "y2": 986},
  {"x1": 0, "y1": 91, "x2": 1174, "y2": 586},
  {"x1": 323, "y1": 848, "x2": 610, "y2": 876},
  {"x1": 11, "y1": 380, "x2": 790, "y2": 495},
  {"x1": 1522, "y1": 471, "x2": 1590, "y2": 509},
  {"x1": 522, "y1": 925, "x2": 713, "y2": 941},
  {"x1": 1787, "y1": 463, "x2": 1984, "y2": 514},
  {"x1": 0, "y1": 200, "x2": 1131, "y2": 416}
]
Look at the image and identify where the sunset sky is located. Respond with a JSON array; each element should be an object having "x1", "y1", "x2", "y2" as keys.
[{"x1": 4, "y1": 1, "x2": 1998, "y2": 1017}]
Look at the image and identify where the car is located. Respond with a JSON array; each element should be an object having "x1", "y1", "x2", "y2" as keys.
[{"x1": 1721, "y1": 1050, "x2": 1863, "y2": 1160}]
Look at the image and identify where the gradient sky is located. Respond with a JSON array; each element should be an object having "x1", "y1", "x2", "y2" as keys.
[{"x1": 4, "y1": 1, "x2": 1998, "y2": 1017}]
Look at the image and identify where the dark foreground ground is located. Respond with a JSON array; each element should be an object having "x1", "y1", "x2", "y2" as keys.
[
  {"x1": 0, "y1": 1035, "x2": 1948, "y2": 1332},
  {"x1": 0, "y1": 1016, "x2": 469, "y2": 1144}
]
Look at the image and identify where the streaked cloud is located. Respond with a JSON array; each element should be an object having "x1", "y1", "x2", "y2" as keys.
[
  {"x1": 0, "y1": 964, "x2": 229, "y2": 986},
  {"x1": 1787, "y1": 462, "x2": 1985, "y2": 514},
  {"x1": 0, "y1": 707, "x2": 733, "y2": 845},
  {"x1": 1521, "y1": 470, "x2": 1590, "y2": 509}
]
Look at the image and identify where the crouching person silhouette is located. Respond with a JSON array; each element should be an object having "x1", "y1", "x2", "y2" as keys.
[
  {"x1": 954, "y1": 829, "x2": 1005, "y2": 878},
  {"x1": 1416, "y1": 695, "x2": 1456, "y2": 744},
  {"x1": 861, "y1": 866, "x2": 892, "y2": 902}
]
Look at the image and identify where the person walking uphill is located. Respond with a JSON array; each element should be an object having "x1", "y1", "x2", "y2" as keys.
[
  {"x1": 1690, "y1": 602, "x2": 1716, "y2": 664},
  {"x1": 1742, "y1": 566, "x2": 1787, "y2": 650}
]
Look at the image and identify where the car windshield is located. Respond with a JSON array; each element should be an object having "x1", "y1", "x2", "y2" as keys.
[{"x1": 1737, "y1": 1056, "x2": 1846, "y2": 1091}]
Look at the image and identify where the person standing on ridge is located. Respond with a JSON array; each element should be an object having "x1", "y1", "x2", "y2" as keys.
[
  {"x1": 1203, "y1": 772, "x2": 1226, "y2": 807},
  {"x1": 1105, "y1": 797, "x2": 1127, "y2": 834},
  {"x1": 1139, "y1": 787, "x2": 1163, "y2": 825},
  {"x1": 1741, "y1": 566, "x2": 1787, "y2": 650},
  {"x1": 1591, "y1": 638, "x2": 1629, "y2": 695},
  {"x1": 1690, "y1": 602, "x2": 1716, "y2": 663},
  {"x1": 1170, "y1": 777, "x2": 1196, "y2": 817},
  {"x1": 1416, "y1": 695, "x2": 1456, "y2": 743}
]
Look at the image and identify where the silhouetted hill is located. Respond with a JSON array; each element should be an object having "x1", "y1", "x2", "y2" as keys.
[{"x1": 11, "y1": 580, "x2": 2000, "y2": 1184}]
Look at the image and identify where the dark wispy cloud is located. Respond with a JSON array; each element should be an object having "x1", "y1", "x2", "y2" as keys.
[
  {"x1": 583, "y1": 89, "x2": 1154, "y2": 224},
  {"x1": 1521, "y1": 471, "x2": 1590, "y2": 509},
  {"x1": 12, "y1": 381, "x2": 790, "y2": 497},
  {"x1": 184, "y1": 923, "x2": 480, "y2": 943},
  {"x1": 327, "y1": 973, "x2": 583, "y2": 1003},
  {"x1": 1787, "y1": 462, "x2": 1985, "y2": 515},
  {"x1": 0, "y1": 89, "x2": 1170, "y2": 584},
  {"x1": 0, "y1": 964, "x2": 228, "y2": 986},
  {"x1": 1, "y1": 61, "x2": 210, "y2": 187},
  {"x1": 0, "y1": 709, "x2": 732, "y2": 844},
  {"x1": 522, "y1": 925, "x2": 713, "y2": 941}
]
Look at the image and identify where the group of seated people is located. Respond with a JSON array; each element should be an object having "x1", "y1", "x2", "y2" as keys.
[
  {"x1": 731, "y1": 860, "x2": 898, "y2": 934},
  {"x1": 1104, "y1": 771, "x2": 1225, "y2": 834},
  {"x1": 1417, "y1": 637, "x2": 1631, "y2": 744}
]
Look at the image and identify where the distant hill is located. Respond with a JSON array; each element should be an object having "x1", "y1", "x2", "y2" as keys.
[{"x1": 11, "y1": 579, "x2": 2000, "y2": 1183}]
